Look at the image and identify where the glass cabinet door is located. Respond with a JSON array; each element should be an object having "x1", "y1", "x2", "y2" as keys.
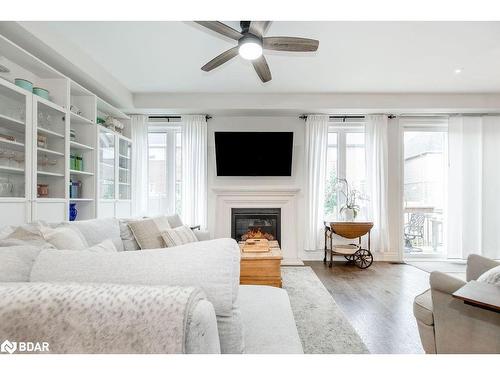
[
  {"x1": 118, "y1": 137, "x2": 131, "y2": 200},
  {"x1": 99, "y1": 128, "x2": 115, "y2": 200},
  {"x1": 0, "y1": 82, "x2": 28, "y2": 199}
]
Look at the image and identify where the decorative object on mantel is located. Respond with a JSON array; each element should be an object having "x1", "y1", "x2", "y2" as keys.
[
  {"x1": 324, "y1": 221, "x2": 374, "y2": 269},
  {"x1": 335, "y1": 178, "x2": 368, "y2": 221}
]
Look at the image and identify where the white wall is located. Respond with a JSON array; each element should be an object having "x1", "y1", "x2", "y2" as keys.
[{"x1": 207, "y1": 116, "x2": 306, "y2": 257}]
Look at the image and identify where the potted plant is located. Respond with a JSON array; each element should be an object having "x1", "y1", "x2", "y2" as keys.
[{"x1": 335, "y1": 178, "x2": 368, "y2": 221}]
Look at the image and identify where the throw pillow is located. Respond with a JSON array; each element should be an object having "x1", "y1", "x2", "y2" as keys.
[
  {"x1": 0, "y1": 245, "x2": 41, "y2": 282},
  {"x1": 119, "y1": 219, "x2": 141, "y2": 251},
  {"x1": 128, "y1": 216, "x2": 171, "y2": 249},
  {"x1": 86, "y1": 239, "x2": 118, "y2": 253},
  {"x1": 477, "y1": 265, "x2": 500, "y2": 286},
  {"x1": 161, "y1": 225, "x2": 198, "y2": 247},
  {"x1": 39, "y1": 225, "x2": 89, "y2": 250},
  {"x1": 2, "y1": 223, "x2": 55, "y2": 249}
]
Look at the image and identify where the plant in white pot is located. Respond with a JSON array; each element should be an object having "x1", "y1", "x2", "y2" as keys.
[{"x1": 335, "y1": 178, "x2": 368, "y2": 221}]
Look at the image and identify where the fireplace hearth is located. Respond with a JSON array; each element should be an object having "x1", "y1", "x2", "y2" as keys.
[{"x1": 231, "y1": 208, "x2": 281, "y2": 244}]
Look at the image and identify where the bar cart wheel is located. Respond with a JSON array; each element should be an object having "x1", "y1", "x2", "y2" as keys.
[{"x1": 353, "y1": 248, "x2": 373, "y2": 269}]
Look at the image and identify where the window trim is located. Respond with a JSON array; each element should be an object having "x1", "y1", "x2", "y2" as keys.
[
  {"x1": 326, "y1": 123, "x2": 365, "y2": 218},
  {"x1": 148, "y1": 123, "x2": 182, "y2": 215}
]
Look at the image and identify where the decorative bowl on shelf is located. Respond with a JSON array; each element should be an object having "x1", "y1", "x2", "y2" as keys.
[
  {"x1": 14, "y1": 78, "x2": 33, "y2": 92},
  {"x1": 33, "y1": 87, "x2": 50, "y2": 100}
]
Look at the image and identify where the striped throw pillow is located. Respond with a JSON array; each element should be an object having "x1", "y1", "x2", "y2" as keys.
[{"x1": 161, "y1": 225, "x2": 198, "y2": 247}]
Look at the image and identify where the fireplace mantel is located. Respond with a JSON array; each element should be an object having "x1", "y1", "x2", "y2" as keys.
[{"x1": 212, "y1": 187, "x2": 302, "y2": 265}]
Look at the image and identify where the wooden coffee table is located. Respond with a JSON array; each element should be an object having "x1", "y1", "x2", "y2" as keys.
[{"x1": 239, "y1": 240, "x2": 283, "y2": 288}]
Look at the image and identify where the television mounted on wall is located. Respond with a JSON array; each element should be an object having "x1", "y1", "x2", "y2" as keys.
[{"x1": 214, "y1": 132, "x2": 294, "y2": 176}]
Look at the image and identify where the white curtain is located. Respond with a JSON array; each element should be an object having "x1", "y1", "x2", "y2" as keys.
[
  {"x1": 131, "y1": 114, "x2": 149, "y2": 216},
  {"x1": 304, "y1": 115, "x2": 329, "y2": 251},
  {"x1": 181, "y1": 115, "x2": 207, "y2": 228},
  {"x1": 365, "y1": 115, "x2": 391, "y2": 253},
  {"x1": 447, "y1": 115, "x2": 500, "y2": 259}
]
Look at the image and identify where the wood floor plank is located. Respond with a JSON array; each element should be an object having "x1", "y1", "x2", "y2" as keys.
[{"x1": 305, "y1": 261, "x2": 430, "y2": 354}]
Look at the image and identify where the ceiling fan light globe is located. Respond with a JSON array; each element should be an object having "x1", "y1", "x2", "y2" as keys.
[{"x1": 239, "y1": 41, "x2": 263, "y2": 60}]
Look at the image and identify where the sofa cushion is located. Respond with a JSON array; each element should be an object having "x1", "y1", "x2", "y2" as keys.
[
  {"x1": 66, "y1": 218, "x2": 123, "y2": 252},
  {"x1": 0, "y1": 245, "x2": 41, "y2": 282},
  {"x1": 128, "y1": 216, "x2": 171, "y2": 249},
  {"x1": 30, "y1": 238, "x2": 243, "y2": 353},
  {"x1": 119, "y1": 219, "x2": 141, "y2": 251},
  {"x1": 477, "y1": 265, "x2": 500, "y2": 286},
  {"x1": 413, "y1": 289, "x2": 434, "y2": 326},
  {"x1": 161, "y1": 225, "x2": 198, "y2": 247},
  {"x1": 30, "y1": 238, "x2": 240, "y2": 317},
  {"x1": 40, "y1": 225, "x2": 89, "y2": 250},
  {"x1": 87, "y1": 239, "x2": 118, "y2": 253},
  {"x1": 166, "y1": 214, "x2": 183, "y2": 228},
  {"x1": 239, "y1": 285, "x2": 303, "y2": 354}
]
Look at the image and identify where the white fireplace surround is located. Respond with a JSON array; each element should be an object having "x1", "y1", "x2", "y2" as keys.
[{"x1": 212, "y1": 187, "x2": 303, "y2": 265}]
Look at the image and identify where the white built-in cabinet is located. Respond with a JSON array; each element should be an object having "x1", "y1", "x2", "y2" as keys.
[
  {"x1": 97, "y1": 121, "x2": 133, "y2": 219},
  {"x1": 0, "y1": 34, "x2": 132, "y2": 227}
]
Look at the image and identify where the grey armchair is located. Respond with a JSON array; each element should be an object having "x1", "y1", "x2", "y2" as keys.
[{"x1": 413, "y1": 254, "x2": 500, "y2": 353}]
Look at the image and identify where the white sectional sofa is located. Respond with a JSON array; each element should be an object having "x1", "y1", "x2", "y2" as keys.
[{"x1": 0, "y1": 216, "x2": 303, "y2": 354}]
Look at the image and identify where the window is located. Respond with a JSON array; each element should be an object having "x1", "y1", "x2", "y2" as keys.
[
  {"x1": 324, "y1": 122, "x2": 367, "y2": 220},
  {"x1": 148, "y1": 125, "x2": 182, "y2": 216},
  {"x1": 403, "y1": 122, "x2": 447, "y2": 257}
]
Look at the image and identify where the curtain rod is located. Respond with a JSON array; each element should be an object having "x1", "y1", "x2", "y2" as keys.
[
  {"x1": 149, "y1": 115, "x2": 212, "y2": 121},
  {"x1": 299, "y1": 114, "x2": 396, "y2": 121}
]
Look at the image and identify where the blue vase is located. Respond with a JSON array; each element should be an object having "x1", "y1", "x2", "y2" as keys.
[{"x1": 69, "y1": 203, "x2": 78, "y2": 221}]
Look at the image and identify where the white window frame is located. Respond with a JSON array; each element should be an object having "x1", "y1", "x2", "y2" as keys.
[
  {"x1": 327, "y1": 120, "x2": 365, "y2": 216},
  {"x1": 148, "y1": 122, "x2": 181, "y2": 215}
]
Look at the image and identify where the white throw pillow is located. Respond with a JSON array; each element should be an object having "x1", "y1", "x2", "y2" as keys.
[
  {"x1": 40, "y1": 225, "x2": 88, "y2": 250},
  {"x1": 161, "y1": 225, "x2": 198, "y2": 247},
  {"x1": 477, "y1": 265, "x2": 500, "y2": 286},
  {"x1": 128, "y1": 216, "x2": 171, "y2": 249},
  {"x1": 86, "y1": 239, "x2": 118, "y2": 253}
]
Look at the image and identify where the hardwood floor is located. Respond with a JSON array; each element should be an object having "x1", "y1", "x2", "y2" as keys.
[{"x1": 304, "y1": 261, "x2": 430, "y2": 354}]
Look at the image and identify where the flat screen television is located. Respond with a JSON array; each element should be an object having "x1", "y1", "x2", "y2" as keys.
[{"x1": 215, "y1": 132, "x2": 293, "y2": 176}]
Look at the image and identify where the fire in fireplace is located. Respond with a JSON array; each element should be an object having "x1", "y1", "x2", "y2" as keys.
[{"x1": 231, "y1": 208, "x2": 281, "y2": 244}]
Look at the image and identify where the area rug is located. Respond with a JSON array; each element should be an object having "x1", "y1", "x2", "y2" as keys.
[
  {"x1": 406, "y1": 260, "x2": 466, "y2": 280},
  {"x1": 281, "y1": 266, "x2": 369, "y2": 354}
]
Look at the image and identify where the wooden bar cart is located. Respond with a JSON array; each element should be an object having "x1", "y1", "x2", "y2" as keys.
[{"x1": 324, "y1": 221, "x2": 374, "y2": 269}]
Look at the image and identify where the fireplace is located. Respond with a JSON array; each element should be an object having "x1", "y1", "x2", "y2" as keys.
[{"x1": 231, "y1": 208, "x2": 281, "y2": 244}]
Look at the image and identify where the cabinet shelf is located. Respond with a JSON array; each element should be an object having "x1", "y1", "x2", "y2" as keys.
[
  {"x1": 70, "y1": 111, "x2": 94, "y2": 126},
  {"x1": 70, "y1": 140, "x2": 94, "y2": 151},
  {"x1": 0, "y1": 113, "x2": 25, "y2": 130},
  {"x1": 37, "y1": 170, "x2": 64, "y2": 177},
  {"x1": 37, "y1": 127, "x2": 65, "y2": 139},
  {"x1": 35, "y1": 96, "x2": 66, "y2": 114},
  {"x1": 0, "y1": 137, "x2": 25, "y2": 150},
  {"x1": 70, "y1": 169, "x2": 94, "y2": 176},
  {"x1": 37, "y1": 147, "x2": 64, "y2": 157},
  {"x1": 70, "y1": 198, "x2": 94, "y2": 202},
  {"x1": 0, "y1": 165, "x2": 24, "y2": 174}
]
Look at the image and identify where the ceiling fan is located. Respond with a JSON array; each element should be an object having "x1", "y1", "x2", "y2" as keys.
[{"x1": 195, "y1": 21, "x2": 319, "y2": 83}]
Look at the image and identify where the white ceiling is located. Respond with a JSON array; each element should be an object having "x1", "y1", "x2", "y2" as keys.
[{"x1": 31, "y1": 21, "x2": 500, "y2": 93}]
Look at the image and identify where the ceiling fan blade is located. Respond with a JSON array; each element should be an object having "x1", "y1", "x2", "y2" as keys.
[
  {"x1": 195, "y1": 21, "x2": 243, "y2": 40},
  {"x1": 263, "y1": 37, "x2": 319, "y2": 52},
  {"x1": 252, "y1": 56, "x2": 272, "y2": 83},
  {"x1": 201, "y1": 46, "x2": 239, "y2": 72},
  {"x1": 249, "y1": 21, "x2": 272, "y2": 37}
]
